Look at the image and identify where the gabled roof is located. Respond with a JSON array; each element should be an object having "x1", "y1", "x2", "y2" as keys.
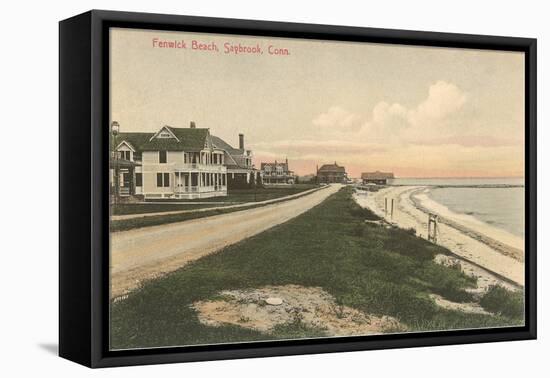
[
  {"x1": 210, "y1": 135, "x2": 242, "y2": 154},
  {"x1": 261, "y1": 162, "x2": 289, "y2": 171},
  {"x1": 113, "y1": 132, "x2": 155, "y2": 151},
  {"x1": 211, "y1": 135, "x2": 253, "y2": 169},
  {"x1": 361, "y1": 171, "x2": 394, "y2": 180},
  {"x1": 141, "y1": 126, "x2": 210, "y2": 151},
  {"x1": 318, "y1": 162, "x2": 346, "y2": 173}
]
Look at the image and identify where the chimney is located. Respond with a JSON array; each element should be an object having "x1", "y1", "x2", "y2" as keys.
[
  {"x1": 239, "y1": 133, "x2": 244, "y2": 149},
  {"x1": 190, "y1": 121, "x2": 196, "y2": 129}
]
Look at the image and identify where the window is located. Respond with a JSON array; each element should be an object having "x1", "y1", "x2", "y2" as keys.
[
  {"x1": 156, "y1": 173, "x2": 163, "y2": 187},
  {"x1": 157, "y1": 172, "x2": 170, "y2": 187},
  {"x1": 159, "y1": 151, "x2": 167, "y2": 164},
  {"x1": 136, "y1": 173, "x2": 142, "y2": 187},
  {"x1": 118, "y1": 150, "x2": 131, "y2": 160}
]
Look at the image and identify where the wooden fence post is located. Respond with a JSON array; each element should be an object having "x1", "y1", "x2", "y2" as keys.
[{"x1": 428, "y1": 213, "x2": 438, "y2": 243}]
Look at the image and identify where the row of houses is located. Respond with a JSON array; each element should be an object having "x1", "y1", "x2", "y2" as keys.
[
  {"x1": 313, "y1": 165, "x2": 395, "y2": 185},
  {"x1": 110, "y1": 121, "x2": 393, "y2": 200}
]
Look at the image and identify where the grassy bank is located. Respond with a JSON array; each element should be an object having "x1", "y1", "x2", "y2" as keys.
[
  {"x1": 112, "y1": 184, "x2": 318, "y2": 216},
  {"x1": 110, "y1": 185, "x2": 321, "y2": 232},
  {"x1": 208, "y1": 184, "x2": 317, "y2": 203},
  {"x1": 112, "y1": 202, "x2": 232, "y2": 216},
  {"x1": 110, "y1": 187, "x2": 523, "y2": 349}
]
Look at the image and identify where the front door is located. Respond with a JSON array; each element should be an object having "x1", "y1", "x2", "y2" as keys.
[
  {"x1": 120, "y1": 169, "x2": 131, "y2": 196},
  {"x1": 175, "y1": 172, "x2": 184, "y2": 192}
]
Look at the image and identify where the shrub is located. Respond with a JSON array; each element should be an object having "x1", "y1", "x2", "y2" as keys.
[
  {"x1": 480, "y1": 285, "x2": 524, "y2": 319},
  {"x1": 405, "y1": 227, "x2": 417, "y2": 235}
]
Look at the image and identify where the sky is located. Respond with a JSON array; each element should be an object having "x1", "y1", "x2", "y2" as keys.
[{"x1": 110, "y1": 28, "x2": 525, "y2": 178}]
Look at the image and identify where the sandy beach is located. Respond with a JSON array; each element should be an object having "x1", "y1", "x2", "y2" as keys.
[{"x1": 354, "y1": 186, "x2": 524, "y2": 288}]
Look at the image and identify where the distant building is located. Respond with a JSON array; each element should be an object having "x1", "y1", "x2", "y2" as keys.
[
  {"x1": 361, "y1": 171, "x2": 395, "y2": 185},
  {"x1": 210, "y1": 133, "x2": 261, "y2": 189},
  {"x1": 317, "y1": 162, "x2": 347, "y2": 184},
  {"x1": 261, "y1": 159, "x2": 295, "y2": 185}
]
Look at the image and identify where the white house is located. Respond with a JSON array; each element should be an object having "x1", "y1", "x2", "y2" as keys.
[{"x1": 111, "y1": 122, "x2": 228, "y2": 199}]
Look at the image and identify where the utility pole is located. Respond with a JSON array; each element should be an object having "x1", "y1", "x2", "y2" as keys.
[{"x1": 254, "y1": 173, "x2": 257, "y2": 202}]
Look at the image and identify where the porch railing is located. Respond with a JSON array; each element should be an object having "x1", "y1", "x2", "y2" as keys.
[
  {"x1": 174, "y1": 186, "x2": 227, "y2": 193},
  {"x1": 174, "y1": 163, "x2": 226, "y2": 172}
]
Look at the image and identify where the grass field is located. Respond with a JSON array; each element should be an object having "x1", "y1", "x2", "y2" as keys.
[
  {"x1": 110, "y1": 185, "x2": 320, "y2": 232},
  {"x1": 112, "y1": 202, "x2": 232, "y2": 216},
  {"x1": 110, "y1": 186, "x2": 523, "y2": 350},
  {"x1": 111, "y1": 184, "x2": 317, "y2": 216}
]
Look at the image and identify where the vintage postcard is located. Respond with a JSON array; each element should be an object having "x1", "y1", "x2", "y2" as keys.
[{"x1": 108, "y1": 27, "x2": 525, "y2": 350}]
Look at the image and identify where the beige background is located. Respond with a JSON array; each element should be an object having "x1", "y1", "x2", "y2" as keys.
[{"x1": 110, "y1": 28, "x2": 525, "y2": 178}]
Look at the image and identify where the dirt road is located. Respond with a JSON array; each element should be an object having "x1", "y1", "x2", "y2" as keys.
[{"x1": 110, "y1": 184, "x2": 342, "y2": 298}]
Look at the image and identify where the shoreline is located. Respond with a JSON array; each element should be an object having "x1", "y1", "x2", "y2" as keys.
[
  {"x1": 410, "y1": 188, "x2": 524, "y2": 261},
  {"x1": 353, "y1": 185, "x2": 524, "y2": 288}
]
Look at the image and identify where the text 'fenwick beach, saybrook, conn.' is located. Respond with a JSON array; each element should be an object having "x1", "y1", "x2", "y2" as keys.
[{"x1": 152, "y1": 37, "x2": 291, "y2": 56}]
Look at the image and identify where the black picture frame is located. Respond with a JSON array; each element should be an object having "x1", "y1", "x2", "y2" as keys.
[{"x1": 59, "y1": 9, "x2": 537, "y2": 368}]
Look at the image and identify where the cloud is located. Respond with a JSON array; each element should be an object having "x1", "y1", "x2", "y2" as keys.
[
  {"x1": 409, "y1": 80, "x2": 467, "y2": 124},
  {"x1": 370, "y1": 81, "x2": 468, "y2": 141},
  {"x1": 372, "y1": 102, "x2": 408, "y2": 125},
  {"x1": 312, "y1": 106, "x2": 362, "y2": 132},
  {"x1": 364, "y1": 101, "x2": 409, "y2": 141},
  {"x1": 311, "y1": 81, "x2": 469, "y2": 145}
]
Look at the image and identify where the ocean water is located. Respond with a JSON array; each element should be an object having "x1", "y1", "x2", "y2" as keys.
[{"x1": 390, "y1": 178, "x2": 525, "y2": 238}]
